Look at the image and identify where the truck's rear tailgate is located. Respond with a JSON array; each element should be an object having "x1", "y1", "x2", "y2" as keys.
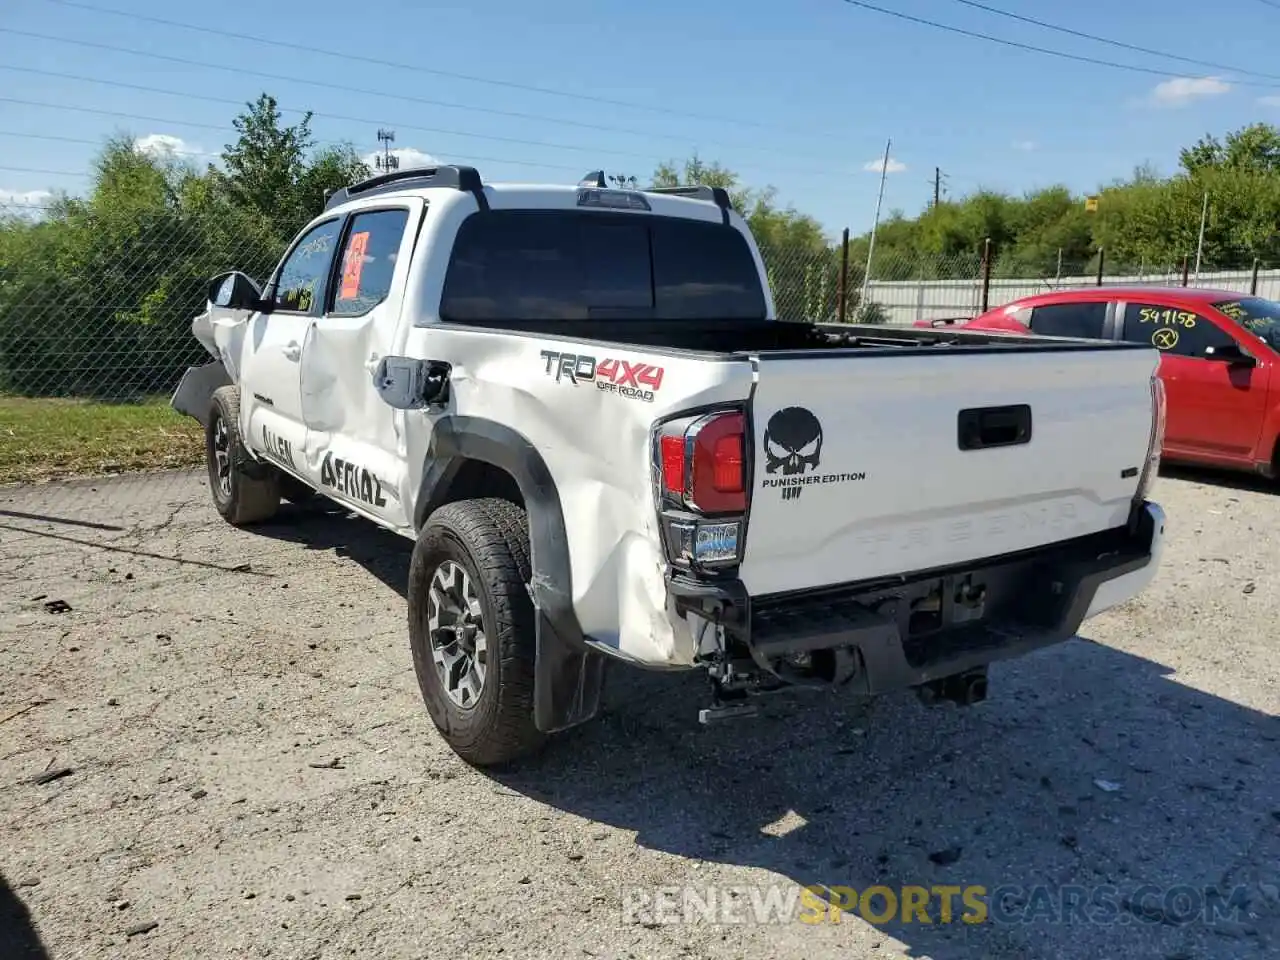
[{"x1": 739, "y1": 345, "x2": 1158, "y2": 597}]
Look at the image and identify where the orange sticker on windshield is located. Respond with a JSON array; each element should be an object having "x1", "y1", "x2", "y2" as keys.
[{"x1": 338, "y1": 231, "x2": 370, "y2": 300}]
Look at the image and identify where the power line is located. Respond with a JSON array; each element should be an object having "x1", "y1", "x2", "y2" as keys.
[
  {"x1": 835, "y1": 0, "x2": 1280, "y2": 87},
  {"x1": 35, "y1": 0, "x2": 842, "y2": 143},
  {"x1": 1256, "y1": 0, "x2": 1280, "y2": 10},
  {"x1": 0, "y1": 97, "x2": 230, "y2": 135},
  {"x1": 0, "y1": 166, "x2": 88, "y2": 178},
  {"x1": 0, "y1": 28, "x2": 869, "y2": 171},
  {"x1": 0, "y1": 92, "x2": 860, "y2": 184},
  {"x1": 0, "y1": 29, "x2": 678, "y2": 143},
  {"x1": 945, "y1": 0, "x2": 1280, "y2": 82},
  {"x1": 0, "y1": 130, "x2": 181, "y2": 152},
  {"x1": 0, "y1": 95, "x2": 673, "y2": 169},
  {"x1": 0, "y1": 129, "x2": 595, "y2": 176}
]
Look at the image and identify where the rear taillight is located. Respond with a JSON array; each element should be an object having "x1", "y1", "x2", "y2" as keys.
[
  {"x1": 660, "y1": 435, "x2": 685, "y2": 497},
  {"x1": 688, "y1": 412, "x2": 746, "y2": 513},
  {"x1": 1136, "y1": 375, "x2": 1165, "y2": 501},
  {"x1": 653, "y1": 409, "x2": 748, "y2": 570}
]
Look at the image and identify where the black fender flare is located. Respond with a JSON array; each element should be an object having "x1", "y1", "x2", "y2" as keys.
[{"x1": 414, "y1": 415, "x2": 605, "y2": 733}]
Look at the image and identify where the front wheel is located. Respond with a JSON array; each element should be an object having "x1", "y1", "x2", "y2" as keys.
[
  {"x1": 408, "y1": 498, "x2": 544, "y2": 766},
  {"x1": 205, "y1": 387, "x2": 280, "y2": 526}
]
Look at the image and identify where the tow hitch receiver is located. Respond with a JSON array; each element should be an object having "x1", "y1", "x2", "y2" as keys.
[
  {"x1": 698, "y1": 701, "x2": 759, "y2": 724},
  {"x1": 698, "y1": 664, "x2": 762, "y2": 725},
  {"x1": 916, "y1": 667, "x2": 989, "y2": 707}
]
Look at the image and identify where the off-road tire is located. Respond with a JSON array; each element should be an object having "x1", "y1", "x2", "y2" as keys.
[
  {"x1": 205, "y1": 386, "x2": 281, "y2": 526},
  {"x1": 408, "y1": 498, "x2": 544, "y2": 766}
]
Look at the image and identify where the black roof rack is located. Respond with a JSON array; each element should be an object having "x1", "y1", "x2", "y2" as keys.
[
  {"x1": 645, "y1": 184, "x2": 733, "y2": 224},
  {"x1": 323, "y1": 165, "x2": 487, "y2": 212},
  {"x1": 575, "y1": 171, "x2": 733, "y2": 223}
]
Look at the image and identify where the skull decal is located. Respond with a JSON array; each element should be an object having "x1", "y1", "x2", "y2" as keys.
[{"x1": 764, "y1": 406, "x2": 823, "y2": 476}]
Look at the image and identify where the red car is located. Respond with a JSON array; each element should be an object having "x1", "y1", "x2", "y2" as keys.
[{"x1": 917, "y1": 286, "x2": 1280, "y2": 478}]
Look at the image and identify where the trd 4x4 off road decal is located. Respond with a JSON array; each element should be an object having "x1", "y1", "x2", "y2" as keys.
[
  {"x1": 761, "y1": 406, "x2": 865, "y2": 501},
  {"x1": 320, "y1": 452, "x2": 388, "y2": 507},
  {"x1": 539, "y1": 349, "x2": 664, "y2": 403}
]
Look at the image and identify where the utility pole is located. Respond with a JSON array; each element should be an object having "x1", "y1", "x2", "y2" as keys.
[
  {"x1": 376, "y1": 128, "x2": 398, "y2": 173},
  {"x1": 861, "y1": 137, "x2": 892, "y2": 313},
  {"x1": 1193, "y1": 190, "x2": 1209, "y2": 280},
  {"x1": 926, "y1": 167, "x2": 947, "y2": 210}
]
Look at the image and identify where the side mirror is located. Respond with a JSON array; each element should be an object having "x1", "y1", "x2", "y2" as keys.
[
  {"x1": 208, "y1": 271, "x2": 265, "y2": 311},
  {"x1": 1204, "y1": 343, "x2": 1257, "y2": 367}
]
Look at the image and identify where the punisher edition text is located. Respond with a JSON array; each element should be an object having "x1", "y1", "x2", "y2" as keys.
[{"x1": 761, "y1": 406, "x2": 866, "y2": 501}]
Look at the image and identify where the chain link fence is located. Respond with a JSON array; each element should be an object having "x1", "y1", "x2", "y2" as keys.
[
  {"x1": 5, "y1": 197, "x2": 1280, "y2": 499},
  {"x1": 0, "y1": 198, "x2": 308, "y2": 507}
]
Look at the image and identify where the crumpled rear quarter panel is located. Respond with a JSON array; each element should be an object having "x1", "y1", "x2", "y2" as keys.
[{"x1": 401, "y1": 325, "x2": 754, "y2": 667}]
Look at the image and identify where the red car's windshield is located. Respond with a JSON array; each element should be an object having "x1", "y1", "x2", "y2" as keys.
[{"x1": 1214, "y1": 297, "x2": 1280, "y2": 350}]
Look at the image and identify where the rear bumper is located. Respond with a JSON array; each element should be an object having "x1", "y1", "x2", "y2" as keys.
[{"x1": 668, "y1": 499, "x2": 1165, "y2": 695}]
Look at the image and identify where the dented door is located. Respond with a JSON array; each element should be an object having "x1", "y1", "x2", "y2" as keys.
[
  {"x1": 300, "y1": 203, "x2": 420, "y2": 528},
  {"x1": 223, "y1": 216, "x2": 346, "y2": 478}
]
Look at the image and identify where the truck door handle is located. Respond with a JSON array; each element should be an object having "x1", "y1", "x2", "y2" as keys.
[
  {"x1": 957, "y1": 404, "x2": 1032, "y2": 450},
  {"x1": 282, "y1": 341, "x2": 301, "y2": 362}
]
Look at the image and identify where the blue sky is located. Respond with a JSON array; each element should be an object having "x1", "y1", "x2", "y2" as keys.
[{"x1": 2, "y1": 0, "x2": 1278, "y2": 238}]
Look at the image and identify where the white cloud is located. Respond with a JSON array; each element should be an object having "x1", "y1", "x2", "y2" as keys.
[
  {"x1": 1259, "y1": 95, "x2": 1280, "y2": 106},
  {"x1": 360, "y1": 147, "x2": 440, "y2": 172},
  {"x1": 0, "y1": 188, "x2": 52, "y2": 206},
  {"x1": 1149, "y1": 76, "x2": 1231, "y2": 106},
  {"x1": 863, "y1": 156, "x2": 907, "y2": 174},
  {"x1": 1013, "y1": 140, "x2": 1037, "y2": 152},
  {"x1": 134, "y1": 133, "x2": 202, "y2": 158},
  {"x1": 0, "y1": 188, "x2": 54, "y2": 220}
]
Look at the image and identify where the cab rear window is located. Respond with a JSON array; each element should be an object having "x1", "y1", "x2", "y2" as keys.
[{"x1": 439, "y1": 210, "x2": 767, "y2": 323}]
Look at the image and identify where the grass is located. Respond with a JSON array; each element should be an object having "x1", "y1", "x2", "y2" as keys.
[{"x1": 0, "y1": 396, "x2": 205, "y2": 484}]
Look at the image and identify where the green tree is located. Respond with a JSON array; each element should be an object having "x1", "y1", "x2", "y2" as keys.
[
  {"x1": 298, "y1": 144, "x2": 373, "y2": 218},
  {"x1": 218, "y1": 93, "x2": 312, "y2": 220},
  {"x1": 216, "y1": 92, "x2": 369, "y2": 229},
  {"x1": 1180, "y1": 123, "x2": 1280, "y2": 176}
]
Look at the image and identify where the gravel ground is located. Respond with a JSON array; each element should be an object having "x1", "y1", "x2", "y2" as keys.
[{"x1": 1, "y1": 467, "x2": 1277, "y2": 960}]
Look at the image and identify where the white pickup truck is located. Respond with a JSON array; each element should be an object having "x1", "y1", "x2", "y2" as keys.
[{"x1": 172, "y1": 166, "x2": 1168, "y2": 766}]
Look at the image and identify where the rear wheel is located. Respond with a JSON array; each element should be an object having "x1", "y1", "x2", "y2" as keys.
[
  {"x1": 205, "y1": 387, "x2": 280, "y2": 526},
  {"x1": 408, "y1": 498, "x2": 544, "y2": 766}
]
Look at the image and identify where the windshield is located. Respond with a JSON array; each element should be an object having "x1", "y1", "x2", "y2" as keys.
[
  {"x1": 1213, "y1": 297, "x2": 1280, "y2": 349},
  {"x1": 439, "y1": 210, "x2": 768, "y2": 323}
]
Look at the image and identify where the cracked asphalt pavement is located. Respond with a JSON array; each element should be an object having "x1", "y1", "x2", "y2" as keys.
[{"x1": 1, "y1": 467, "x2": 1278, "y2": 960}]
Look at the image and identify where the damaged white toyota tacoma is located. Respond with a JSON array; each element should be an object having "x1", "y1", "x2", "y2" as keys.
[{"x1": 172, "y1": 165, "x2": 1168, "y2": 766}]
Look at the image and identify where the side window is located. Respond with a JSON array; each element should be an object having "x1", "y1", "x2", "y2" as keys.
[
  {"x1": 269, "y1": 218, "x2": 343, "y2": 314},
  {"x1": 1027, "y1": 301, "x2": 1108, "y2": 339},
  {"x1": 1121, "y1": 303, "x2": 1235, "y2": 358},
  {"x1": 330, "y1": 208, "x2": 412, "y2": 317},
  {"x1": 1006, "y1": 306, "x2": 1031, "y2": 326}
]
